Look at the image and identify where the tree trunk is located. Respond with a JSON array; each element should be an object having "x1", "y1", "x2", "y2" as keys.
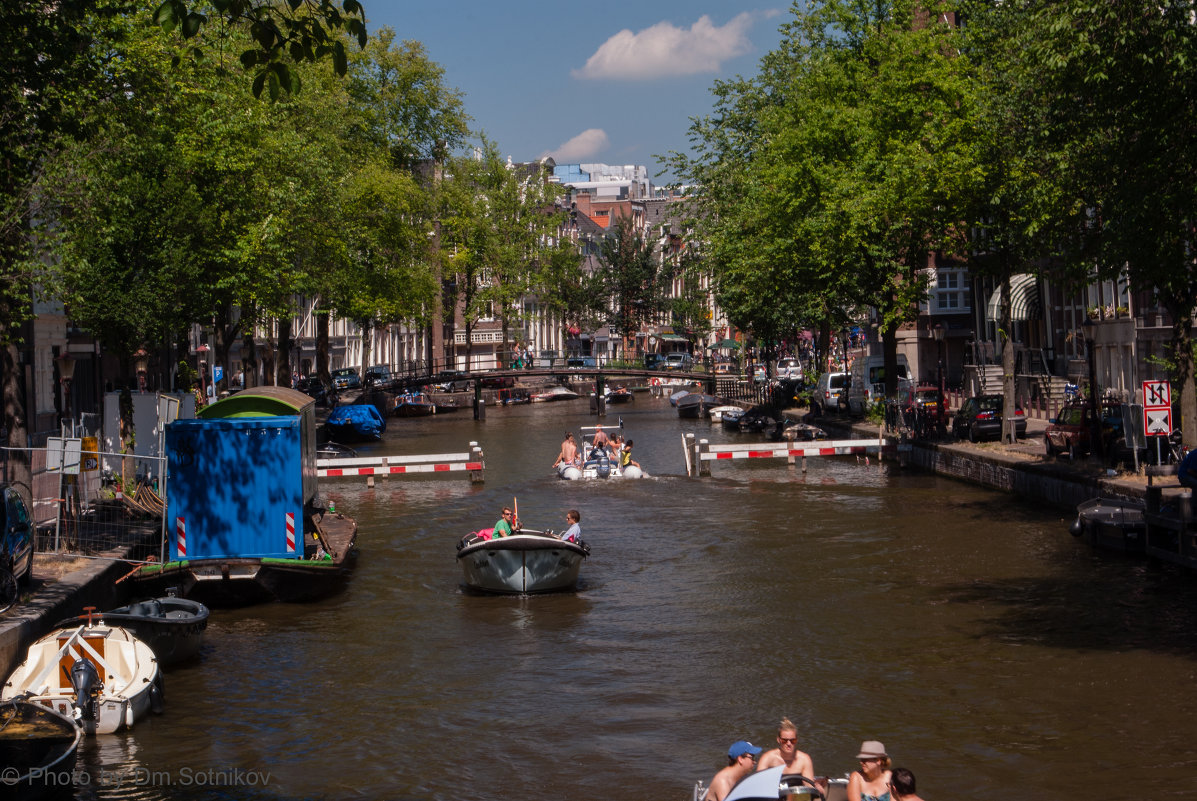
[
  {"x1": 316, "y1": 308, "x2": 330, "y2": 383},
  {"x1": 1166, "y1": 297, "x2": 1196, "y2": 448},
  {"x1": 2, "y1": 340, "x2": 32, "y2": 510},
  {"x1": 276, "y1": 316, "x2": 292, "y2": 387},
  {"x1": 1000, "y1": 272, "x2": 1017, "y2": 444},
  {"x1": 359, "y1": 319, "x2": 373, "y2": 376}
]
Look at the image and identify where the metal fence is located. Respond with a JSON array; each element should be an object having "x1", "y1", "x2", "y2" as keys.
[{"x1": 1, "y1": 444, "x2": 166, "y2": 561}]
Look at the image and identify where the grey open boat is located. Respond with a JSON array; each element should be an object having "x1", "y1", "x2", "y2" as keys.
[
  {"x1": 456, "y1": 529, "x2": 590, "y2": 594},
  {"x1": 56, "y1": 596, "x2": 209, "y2": 667}
]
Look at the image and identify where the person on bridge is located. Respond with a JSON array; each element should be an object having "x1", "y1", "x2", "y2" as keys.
[
  {"x1": 553, "y1": 432, "x2": 580, "y2": 468},
  {"x1": 703, "y1": 741, "x2": 761, "y2": 801}
]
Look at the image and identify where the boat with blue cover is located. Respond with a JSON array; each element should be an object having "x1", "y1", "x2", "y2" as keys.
[{"x1": 324, "y1": 403, "x2": 387, "y2": 441}]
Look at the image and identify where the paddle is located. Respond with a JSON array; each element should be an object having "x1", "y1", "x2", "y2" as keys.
[{"x1": 513, "y1": 496, "x2": 520, "y2": 531}]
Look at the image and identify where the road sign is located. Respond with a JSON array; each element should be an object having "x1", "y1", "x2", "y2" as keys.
[
  {"x1": 1143, "y1": 380, "x2": 1171, "y2": 409},
  {"x1": 1145, "y1": 407, "x2": 1172, "y2": 437}
]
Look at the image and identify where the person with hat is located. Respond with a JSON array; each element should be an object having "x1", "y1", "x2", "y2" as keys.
[
  {"x1": 757, "y1": 717, "x2": 814, "y2": 778},
  {"x1": 848, "y1": 740, "x2": 893, "y2": 801},
  {"x1": 703, "y1": 740, "x2": 762, "y2": 801}
]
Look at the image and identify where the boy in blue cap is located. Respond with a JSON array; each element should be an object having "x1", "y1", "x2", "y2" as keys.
[{"x1": 704, "y1": 740, "x2": 762, "y2": 801}]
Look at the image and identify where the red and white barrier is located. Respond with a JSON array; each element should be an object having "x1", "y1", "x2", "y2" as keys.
[
  {"x1": 687, "y1": 435, "x2": 891, "y2": 476},
  {"x1": 317, "y1": 442, "x2": 484, "y2": 483}
]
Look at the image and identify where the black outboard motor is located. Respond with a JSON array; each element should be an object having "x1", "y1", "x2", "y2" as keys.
[{"x1": 70, "y1": 658, "x2": 102, "y2": 724}]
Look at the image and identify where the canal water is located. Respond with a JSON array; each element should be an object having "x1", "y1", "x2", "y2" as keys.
[{"x1": 69, "y1": 391, "x2": 1197, "y2": 800}]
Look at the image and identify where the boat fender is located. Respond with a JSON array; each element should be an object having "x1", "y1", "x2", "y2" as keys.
[
  {"x1": 69, "y1": 658, "x2": 101, "y2": 723},
  {"x1": 126, "y1": 703, "x2": 134, "y2": 728},
  {"x1": 651, "y1": 377, "x2": 660, "y2": 386},
  {"x1": 149, "y1": 675, "x2": 165, "y2": 714},
  {"x1": 1069, "y1": 517, "x2": 1084, "y2": 538}
]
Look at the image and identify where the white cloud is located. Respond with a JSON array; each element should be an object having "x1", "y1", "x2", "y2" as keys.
[
  {"x1": 541, "y1": 129, "x2": 610, "y2": 162},
  {"x1": 572, "y1": 12, "x2": 765, "y2": 80}
]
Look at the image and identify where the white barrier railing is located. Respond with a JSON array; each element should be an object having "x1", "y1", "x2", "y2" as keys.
[
  {"x1": 685, "y1": 434, "x2": 891, "y2": 476},
  {"x1": 318, "y1": 442, "x2": 484, "y2": 484}
]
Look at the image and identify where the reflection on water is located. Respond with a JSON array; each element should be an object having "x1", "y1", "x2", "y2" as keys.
[{"x1": 67, "y1": 394, "x2": 1197, "y2": 799}]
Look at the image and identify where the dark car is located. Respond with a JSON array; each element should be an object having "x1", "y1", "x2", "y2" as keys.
[
  {"x1": 432, "y1": 370, "x2": 471, "y2": 392},
  {"x1": 480, "y1": 374, "x2": 516, "y2": 389},
  {"x1": 952, "y1": 394, "x2": 1027, "y2": 442},
  {"x1": 331, "y1": 368, "x2": 362, "y2": 390},
  {"x1": 2, "y1": 486, "x2": 34, "y2": 588},
  {"x1": 363, "y1": 365, "x2": 394, "y2": 388},
  {"x1": 1044, "y1": 400, "x2": 1135, "y2": 459},
  {"x1": 299, "y1": 377, "x2": 333, "y2": 407}
]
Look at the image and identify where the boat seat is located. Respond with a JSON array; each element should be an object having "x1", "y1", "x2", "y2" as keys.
[{"x1": 127, "y1": 600, "x2": 161, "y2": 617}]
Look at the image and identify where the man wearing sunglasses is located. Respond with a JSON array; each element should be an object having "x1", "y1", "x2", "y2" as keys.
[
  {"x1": 491, "y1": 507, "x2": 520, "y2": 539},
  {"x1": 757, "y1": 718, "x2": 814, "y2": 778},
  {"x1": 703, "y1": 740, "x2": 761, "y2": 801}
]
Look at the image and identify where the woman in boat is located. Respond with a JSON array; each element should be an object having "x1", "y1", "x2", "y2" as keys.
[
  {"x1": 561, "y1": 509, "x2": 581, "y2": 543},
  {"x1": 619, "y1": 440, "x2": 640, "y2": 470},
  {"x1": 848, "y1": 741, "x2": 893, "y2": 801}
]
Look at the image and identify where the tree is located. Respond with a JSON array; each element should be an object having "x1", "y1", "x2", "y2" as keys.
[
  {"x1": 597, "y1": 216, "x2": 670, "y2": 348},
  {"x1": 995, "y1": 0, "x2": 1197, "y2": 445}
]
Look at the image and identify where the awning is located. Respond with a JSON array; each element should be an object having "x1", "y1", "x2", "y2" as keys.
[
  {"x1": 985, "y1": 273, "x2": 1041, "y2": 322},
  {"x1": 660, "y1": 334, "x2": 688, "y2": 342}
]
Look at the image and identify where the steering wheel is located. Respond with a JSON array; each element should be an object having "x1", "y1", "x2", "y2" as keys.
[{"x1": 779, "y1": 775, "x2": 825, "y2": 800}]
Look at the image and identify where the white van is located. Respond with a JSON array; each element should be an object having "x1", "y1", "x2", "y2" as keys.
[{"x1": 847, "y1": 354, "x2": 910, "y2": 415}]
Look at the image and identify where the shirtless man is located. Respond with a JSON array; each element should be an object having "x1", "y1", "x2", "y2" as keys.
[
  {"x1": 553, "y1": 432, "x2": 579, "y2": 468},
  {"x1": 757, "y1": 718, "x2": 814, "y2": 778},
  {"x1": 590, "y1": 424, "x2": 611, "y2": 457},
  {"x1": 704, "y1": 741, "x2": 760, "y2": 801}
]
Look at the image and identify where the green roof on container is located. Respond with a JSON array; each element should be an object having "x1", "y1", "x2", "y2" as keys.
[{"x1": 197, "y1": 386, "x2": 315, "y2": 418}]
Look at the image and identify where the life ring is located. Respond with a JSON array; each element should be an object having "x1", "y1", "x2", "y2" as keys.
[{"x1": 650, "y1": 377, "x2": 661, "y2": 387}]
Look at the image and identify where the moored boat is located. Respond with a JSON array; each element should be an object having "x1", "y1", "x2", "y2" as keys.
[
  {"x1": 2, "y1": 622, "x2": 163, "y2": 735},
  {"x1": 126, "y1": 388, "x2": 359, "y2": 608},
  {"x1": 324, "y1": 403, "x2": 387, "y2": 441},
  {"x1": 393, "y1": 391, "x2": 436, "y2": 417},
  {"x1": 1069, "y1": 496, "x2": 1147, "y2": 554},
  {"x1": 456, "y1": 529, "x2": 589, "y2": 594},
  {"x1": 55, "y1": 596, "x2": 209, "y2": 667},
  {"x1": 0, "y1": 698, "x2": 82, "y2": 799},
  {"x1": 709, "y1": 405, "x2": 742, "y2": 423},
  {"x1": 676, "y1": 393, "x2": 722, "y2": 419}
]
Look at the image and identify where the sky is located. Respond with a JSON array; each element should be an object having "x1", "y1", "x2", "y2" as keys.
[{"x1": 362, "y1": 1, "x2": 790, "y2": 184}]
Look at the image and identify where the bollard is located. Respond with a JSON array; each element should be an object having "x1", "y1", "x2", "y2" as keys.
[
  {"x1": 366, "y1": 475, "x2": 375, "y2": 488},
  {"x1": 698, "y1": 438, "x2": 711, "y2": 476},
  {"x1": 469, "y1": 442, "x2": 485, "y2": 483}
]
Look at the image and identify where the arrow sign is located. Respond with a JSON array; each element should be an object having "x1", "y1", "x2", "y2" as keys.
[
  {"x1": 1145, "y1": 407, "x2": 1172, "y2": 437},
  {"x1": 1143, "y1": 379, "x2": 1171, "y2": 409}
]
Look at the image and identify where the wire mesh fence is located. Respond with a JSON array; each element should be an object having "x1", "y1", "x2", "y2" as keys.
[{"x1": 1, "y1": 444, "x2": 166, "y2": 562}]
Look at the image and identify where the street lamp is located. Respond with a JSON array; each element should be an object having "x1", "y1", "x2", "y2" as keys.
[
  {"x1": 1082, "y1": 316, "x2": 1101, "y2": 458},
  {"x1": 932, "y1": 322, "x2": 946, "y2": 427},
  {"x1": 57, "y1": 351, "x2": 76, "y2": 425}
]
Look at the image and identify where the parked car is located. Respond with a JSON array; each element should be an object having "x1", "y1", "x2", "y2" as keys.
[
  {"x1": 2, "y1": 485, "x2": 34, "y2": 588},
  {"x1": 776, "y1": 357, "x2": 804, "y2": 381},
  {"x1": 812, "y1": 371, "x2": 848, "y2": 416},
  {"x1": 952, "y1": 394, "x2": 1027, "y2": 442},
  {"x1": 566, "y1": 356, "x2": 597, "y2": 369},
  {"x1": 751, "y1": 364, "x2": 768, "y2": 384},
  {"x1": 331, "y1": 368, "x2": 362, "y2": 390},
  {"x1": 432, "y1": 370, "x2": 471, "y2": 392},
  {"x1": 661, "y1": 353, "x2": 694, "y2": 371},
  {"x1": 1044, "y1": 400, "x2": 1137, "y2": 460},
  {"x1": 363, "y1": 365, "x2": 394, "y2": 387},
  {"x1": 902, "y1": 384, "x2": 943, "y2": 419},
  {"x1": 298, "y1": 377, "x2": 333, "y2": 407},
  {"x1": 713, "y1": 361, "x2": 737, "y2": 376},
  {"x1": 480, "y1": 375, "x2": 515, "y2": 389}
]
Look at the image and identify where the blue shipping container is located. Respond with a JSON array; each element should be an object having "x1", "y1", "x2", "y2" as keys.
[{"x1": 166, "y1": 417, "x2": 304, "y2": 560}]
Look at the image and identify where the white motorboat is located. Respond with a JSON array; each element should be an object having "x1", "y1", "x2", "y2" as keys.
[
  {"x1": 456, "y1": 529, "x2": 590, "y2": 594},
  {"x1": 531, "y1": 385, "x2": 580, "y2": 402},
  {"x1": 709, "y1": 405, "x2": 742, "y2": 423},
  {"x1": 2, "y1": 621, "x2": 163, "y2": 734},
  {"x1": 702, "y1": 766, "x2": 848, "y2": 801},
  {"x1": 556, "y1": 422, "x2": 645, "y2": 479}
]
